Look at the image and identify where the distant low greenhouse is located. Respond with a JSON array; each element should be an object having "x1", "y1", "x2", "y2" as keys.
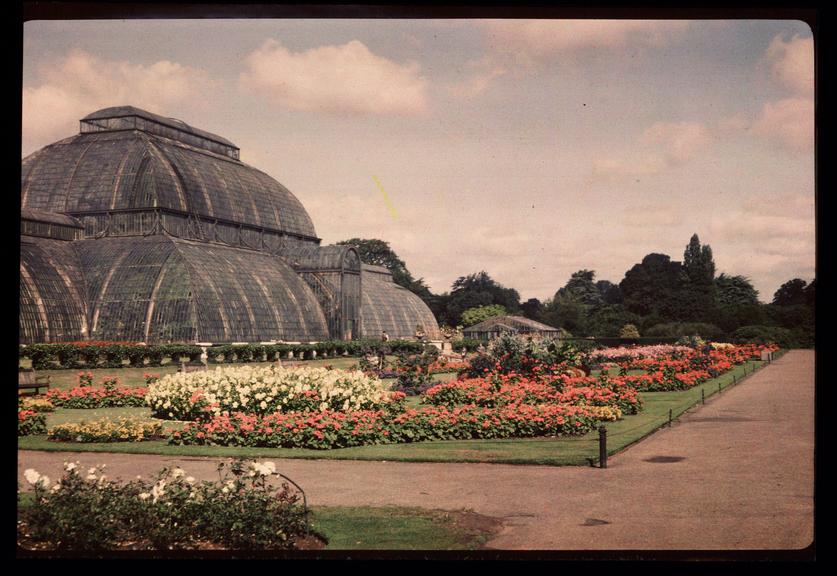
[{"x1": 20, "y1": 106, "x2": 439, "y2": 344}]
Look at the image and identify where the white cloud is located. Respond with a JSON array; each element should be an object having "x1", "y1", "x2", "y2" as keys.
[
  {"x1": 592, "y1": 120, "x2": 710, "y2": 182},
  {"x1": 22, "y1": 50, "x2": 211, "y2": 155},
  {"x1": 640, "y1": 121, "x2": 711, "y2": 164},
  {"x1": 752, "y1": 97, "x2": 814, "y2": 152},
  {"x1": 481, "y1": 20, "x2": 690, "y2": 61},
  {"x1": 239, "y1": 39, "x2": 427, "y2": 115},
  {"x1": 448, "y1": 59, "x2": 508, "y2": 100},
  {"x1": 765, "y1": 34, "x2": 814, "y2": 97}
]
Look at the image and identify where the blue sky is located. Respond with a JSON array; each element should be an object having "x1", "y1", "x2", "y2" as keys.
[{"x1": 22, "y1": 19, "x2": 815, "y2": 302}]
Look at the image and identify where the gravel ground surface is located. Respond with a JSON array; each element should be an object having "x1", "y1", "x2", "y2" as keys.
[{"x1": 18, "y1": 350, "x2": 814, "y2": 551}]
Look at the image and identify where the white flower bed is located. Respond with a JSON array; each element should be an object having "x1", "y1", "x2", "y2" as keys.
[{"x1": 145, "y1": 365, "x2": 394, "y2": 421}]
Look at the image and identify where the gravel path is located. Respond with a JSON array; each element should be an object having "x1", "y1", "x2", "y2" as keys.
[{"x1": 18, "y1": 350, "x2": 814, "y2": 550}]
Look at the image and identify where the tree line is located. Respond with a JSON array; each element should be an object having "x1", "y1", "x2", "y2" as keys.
[{"x1": 337, "y1": 235, "x2": 815, "y2": 348}]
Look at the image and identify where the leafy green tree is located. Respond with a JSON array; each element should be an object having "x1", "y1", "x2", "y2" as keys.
[
  {"x1": 585, "y1": 305, "x2": 642, "y2": 337},
  {"x1": 683, "y1": 233, "x2": 716, "y2": 284},
  {"x1": 519, "y1": 298, "x2": 543, "y2": 320},
  {"x1": 772, "y1": 278, "x2": 808, "y2": 306},
  {"x1": 804, "y1": 279, "x2": 816, "y2": 308},
  {"x1": 460, "y1": 304, "x2": 508, "y2": 327},
  {"x1": 558, "y1": 270, "x2": 603, "y2": 306},
  {"x1": 714, "y1": 273, "x2": 759, "y2": 306},
  {"x1": 596, "y1": 280, "x2": 623, "y2": 304},
  {"x1": 680, "y1": 234, "x2": 717, "y2": 322},
  {"x1": 337, "y1": 238, "x2": 433, "y2": 299},
  {"x1": 444, "y1": 272, "x2": 520, "y2": 326},
  {"x1": 619, "y1": 253, "x2": 688, "y2": 319},
  {"x1": 541, "y1": 292, "x2": 587, "y2": 335}
]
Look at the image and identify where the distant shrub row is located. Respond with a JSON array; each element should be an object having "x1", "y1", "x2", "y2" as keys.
[{"x1": 19, "y1": 340, "x2": 426, "y2": 370}]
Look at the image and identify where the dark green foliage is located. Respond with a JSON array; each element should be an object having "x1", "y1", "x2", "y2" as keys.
[
  {"x1": 596, "y1": 280, "x2": 623, "y2": 304},
  {"x1": 585, "y1": 305, "x2": 642, "y2": 337},
  {"x1": 644, "y1": 322, "x2": 724, "y2": 341},
  {"x1": 772, "y1": 278, "x2": 809, "y2": 306},
  {"x1": 620, "y1": 253, "x2": 689, "y2": 319},
  {"x1": 558, "y1": 270, "x2": 603, "y2": 306},
  {"x1": 519, "y1": 298, "x2": 543, "y2": 320},
  {"x1": 731, "y1": 325, "x2": 801, "y2": 348},
  {"x1": 714, "y1": 273, "x2": 760, "y2": 306}
]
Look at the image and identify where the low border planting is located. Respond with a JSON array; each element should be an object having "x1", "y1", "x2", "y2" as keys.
[{"x1": 48, "y1": 418, "x2": 164, "y2": 443}]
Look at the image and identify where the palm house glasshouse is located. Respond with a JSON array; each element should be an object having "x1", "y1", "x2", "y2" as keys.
[{"x1": 20, "y1": 106, "x2": 439, "y2": 345}]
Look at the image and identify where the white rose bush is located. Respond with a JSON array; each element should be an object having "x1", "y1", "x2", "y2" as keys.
[{"x1": 18, "y1": 459, "x2": 312, "y2": 551}]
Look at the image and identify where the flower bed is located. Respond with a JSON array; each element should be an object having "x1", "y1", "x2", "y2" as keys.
[
  {"x1": 423, "y1": 373, "x2": 641, "y2": 415},
  {"x1": 19, "y1": 460, "x2": 312, "y2": 550},
  {"x1": 145, "y1": 365, "x2": 398, "y2": 421},
  {"x1": 48, "y1": 418, "x2": 164, "y2": 443},
  {"x1": 19, "y1": 410, "x2": 47, "y2": 436},
  {"x1": 45, "y1": 386, "x2": 148, "y2": 409},
  {"x1": 170, "y1": 402, "x2": 599, "y2": 449},
  {"x1": 588, "y1": 344, "x2": 693, "y2": 363},
  {"x1": 19, "y1": 397, "x2": 55, "y2": 413}
]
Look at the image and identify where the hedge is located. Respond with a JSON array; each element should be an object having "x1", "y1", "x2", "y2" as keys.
[{"x1": 19, "y1": 340, "x2": 427, "y2": 370}]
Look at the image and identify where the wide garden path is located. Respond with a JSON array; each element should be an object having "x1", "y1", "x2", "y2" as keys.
[{"x1": 18, "y1": 350, "x2": 815, "y2": 551}]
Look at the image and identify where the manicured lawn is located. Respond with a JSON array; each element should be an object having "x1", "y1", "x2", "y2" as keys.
[
  {"x1": 310, "y1": 506, "x2": 496, "y2": 550},
  {"x1": 18, "y1": 358, "x2": 775, "y2": 466}
]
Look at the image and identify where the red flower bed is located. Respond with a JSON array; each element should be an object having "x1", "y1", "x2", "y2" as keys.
[
  {"x1": 45, "y1": 386, "x2": 148, "y2": 409},
  {"x1": 170, "y1": 402, "x2": 598, "y2": 449}
]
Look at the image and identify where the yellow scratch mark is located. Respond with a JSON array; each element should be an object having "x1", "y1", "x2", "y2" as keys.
[{"x1": 372, "y1": 175, "x2": 398, "y2": 220}]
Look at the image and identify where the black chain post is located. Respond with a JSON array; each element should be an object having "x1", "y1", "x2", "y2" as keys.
[
  {"x1": 701, "y1": 388, "x2": 705, "y2": 404},
  {"x1": 598, "y1": 425, "x2": 607, "y2": 469}
]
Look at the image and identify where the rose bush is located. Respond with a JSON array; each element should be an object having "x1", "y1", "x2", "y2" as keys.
[{"x1": 18, "y1": 459, "x2": 311, "y2": 551}]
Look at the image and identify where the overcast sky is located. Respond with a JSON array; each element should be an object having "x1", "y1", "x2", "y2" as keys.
[{"x1": 22, "y1": 18, "x2": 815, "y2": 303}]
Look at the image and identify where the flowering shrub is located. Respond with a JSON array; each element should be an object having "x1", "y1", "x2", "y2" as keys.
[
  {"x1": 146, "y1": 365, "x2": 397, "y2": 421},
  {"x1": 19, "y1": 397, "x2": 55, "y2": 413},
  {"x1": 18, "y1": 459, "x2": 312, "y2": 550},
  {"x1": 144, "y1": 373, "x2": 160, "y2": 385},
  {"x1": 45, "y1": 386, "x2": 148, "y2": 409},
  {"x1": 19, "y1": 410, "x2": 47, "y2": 436},
  {"x1": 101, "y1": 376, "x2": 120, "y2": 392},
  {"x1": 48, "y1": 418, "x2": 164, "y2": 443},
  {"x1": 170, "y1": 402, "x2": 598, "y2": 449},
  {"x1": 77, "y1": 371, "x2": 93, "y2": 387}
]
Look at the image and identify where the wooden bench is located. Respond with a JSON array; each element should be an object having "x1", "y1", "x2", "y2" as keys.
[{"x1": 19, "y1": 370, "x2": 51, "y2": 395}]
